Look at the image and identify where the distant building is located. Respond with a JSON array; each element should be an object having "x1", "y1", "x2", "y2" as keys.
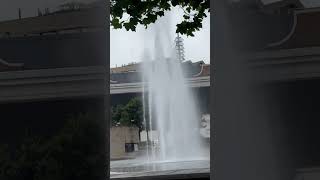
[
  {"x1": 111, "y1": 62, "x2": 141, "y2": 74},
  {"x1": 110, "y1": 60, "x2": 211, "y2": 116},
  {"x1": 110, "y1": 126, "x2": 140, "y2": 160},
  {"x1": 110, "y1": 60, "x2": 210, "y2": 84}
]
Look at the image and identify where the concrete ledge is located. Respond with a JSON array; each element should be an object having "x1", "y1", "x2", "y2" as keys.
[
  {"x1": 0, "y1": 66, "x2": 107, "y2": 103},
  {"x1": 110, "y1": 76, "x2": 210, "y2": 95},
  {"x1": 246, "y1": 46, "x2": 320, "y2": 83}
]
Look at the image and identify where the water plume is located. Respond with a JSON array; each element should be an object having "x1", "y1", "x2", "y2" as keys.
[{"x1": 141, "y1": 11, "x2": 206, "y2": 162}]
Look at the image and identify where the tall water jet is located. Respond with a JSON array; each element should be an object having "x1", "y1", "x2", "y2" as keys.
[{"x1": 142, "y1": 13, "x2": 206, "y2": 162}]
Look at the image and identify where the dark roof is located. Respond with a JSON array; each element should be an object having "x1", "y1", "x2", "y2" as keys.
[
  {"x1": 110, "y1": 72, "x2": 142, "y2": 84},
  {"x1": 0, "y1": 6, "x2": 105, "y2": 35},
  {"x1": 194, "y1": 64, "x2": 210, "y2": 77},
  {"x1": 259, "y1": 0, "x2": 303, "y2": 10},
  {"x1": 227, "y1": 2, "x2": 294, "y2": 50},
  {"x1": 268, "y1": 8, "x2": 320, "y2": 49},
  {"x1": 181, "y1": 60, "x2": 204, "y2": 77},
  {"x1": 110, "y1": 61, "x2": 208, "y2": 84},
  {"x1": 0, "y1": 3, "x2": 106, "y2": 71},
  {"x1": 0, "y1": 59, "x2": 24, "y2": 72}
]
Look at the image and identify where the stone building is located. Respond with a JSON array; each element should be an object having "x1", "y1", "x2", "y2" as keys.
[{"x1": 110, "y1": 126, "x2": 140, "y2": 160}]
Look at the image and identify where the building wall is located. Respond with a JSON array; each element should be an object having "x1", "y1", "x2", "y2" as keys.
[
  {"x1": 110, "y1": 126, "x2": 139, "y2": 159},
  {"x1": 0, "y1": 31, "x2": 106, "y2": 70},
  {"x1": 110, "y1": 63, "x2": 140, "y2": 73},
  {"x1": 265, "y1": 79, "x2": 320, "y2": 168}
]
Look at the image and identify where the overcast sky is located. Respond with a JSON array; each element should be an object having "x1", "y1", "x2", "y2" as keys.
[{"x1": 110, "y1": 8, "x2": 211, "y2": 68}]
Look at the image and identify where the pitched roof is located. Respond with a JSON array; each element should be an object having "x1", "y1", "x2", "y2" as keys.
[
  {"x1": 194, "y1": 64, "x2": 210, "y2": 77},
  {"x1": 267, "y1": 8, "x2": 320, "y2": 49},
  {"x1": 0, "y1": 6, "x2": 105, "y2": 36},
  {"x1": 110, "y1": 61, "x2": 210, "y2": 83},
  {"x1": 0, "y1": 59, "x2": 24, "y2": 72}
]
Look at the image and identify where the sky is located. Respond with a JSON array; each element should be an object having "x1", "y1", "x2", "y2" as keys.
[{"x1": 110, "y1": 8, "x2": 211, "y2": 68}]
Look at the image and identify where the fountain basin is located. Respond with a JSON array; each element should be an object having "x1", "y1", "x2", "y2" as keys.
[{"x1": 110, "y1": 159, "x2": 210, "y2": 179}]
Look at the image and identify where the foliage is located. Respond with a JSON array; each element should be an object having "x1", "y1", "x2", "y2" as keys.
[
  {"x1": 0, "y1": 113, "x2": 107, "y2": 180},
  {"x1": 111, "y1": 97, "x2": 145, "y2": 131},
  {"x1": 110, "y1": 0, "x2": 210, "y2": 36},
  {"x1": 111, "y1": 105, "x2": 124, "y2": 126}
]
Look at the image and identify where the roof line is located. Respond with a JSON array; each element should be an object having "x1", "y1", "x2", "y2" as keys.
[
  {"x1": 266, "y1": 10, "x2": 297, "y2": 48},
  {"x1": 0, "y1": 58, "x2": 24, "y2": 67}
]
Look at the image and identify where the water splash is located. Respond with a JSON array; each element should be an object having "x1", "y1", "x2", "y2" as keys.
[{"x1": 141, "y1": 12, "x2": 206, "y2": 162}]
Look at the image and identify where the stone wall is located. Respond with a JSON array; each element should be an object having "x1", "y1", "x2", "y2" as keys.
[{"x1": 110, "y1": 126, "x2": 139, "y2": 159}]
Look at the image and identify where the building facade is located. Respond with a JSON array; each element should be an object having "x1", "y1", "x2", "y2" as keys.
[
  {"x1": 110, "y1": 126, "x2": 140, "y2": 160},
  {"x1": 0, "y1": 4, "x2": 108, "y2": 179}
]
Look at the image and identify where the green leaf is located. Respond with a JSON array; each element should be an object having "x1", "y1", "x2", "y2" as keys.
[
  {"x1": 110, "y1": 0, "x2": 210, "y2": 36},
  {"x1": 111, "y1": 18, "x2": 122, "y2": 29},
  {"x1": 157, "y1": 11, "x2": 165, "y2": 16},
  {"x1": 186, "y1": 7, "x2": 191, "y2": 13},
  {"x1": 183, "y1": 14, "x2": 190, "y2": 19}
]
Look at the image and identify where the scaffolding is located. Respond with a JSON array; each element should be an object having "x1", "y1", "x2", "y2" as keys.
[{"x1": 175, "y1": 33, "x2": 185, "y2": 62}]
